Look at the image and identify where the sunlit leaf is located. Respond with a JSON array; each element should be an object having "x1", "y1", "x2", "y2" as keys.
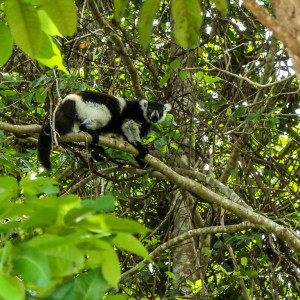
[
  {"x1": 172, "y1": 0, "x2": 202, "y2": 48},
  {"x1": 41, "y1": 0, "x2": 77, "y2": 36},
  {"x1": 114, "y1": 0, "x2": 130, "y2": 22},
  {"x1": 37, "y1": 8, "x2": 63, "y2": 37},
  {"x1": 35, "y1": 33, "x2": 68, "y2": 73},
  {"x1": 5, "y1": 0, "x2": 42, "y2": 57},
  {"x1": 0, "y1": 22, "x2": 13, "y2": 66},
  {"x1": 0, "y1": 272, "x2": 25, "y2": 300},
  {"x1": 113, "y1": 233, "x2": 151, "y2": 261},
  {"x1": 0, "y1": 176, "x2": 18, "y2": 203},
  {"x1": 72, "y1": 268, "x2": 108, "y2": 299},
  {"x1": 212, "y1": 0, "x2": 228, "y2": 17},
  {"x1": 138, "y1": 0, "x2": 160, "y2": 50},
  {"x1": 13, "y1": 244, "x2": 51, "y2": 288}
]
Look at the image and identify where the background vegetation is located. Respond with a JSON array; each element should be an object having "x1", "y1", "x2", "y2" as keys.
[{"x1": 0, "y1": 0, "x2": 300, "y2": 299}]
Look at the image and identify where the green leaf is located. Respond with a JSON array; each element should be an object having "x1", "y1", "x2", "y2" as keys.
[
  {"x1": 154, "y1": 137, "x2": 166, "y2": 149},
  {"x1": 172, "y1": 0, "x2": 202, "y2": 48},
  {"x1": 0, "y1": 22, "x2": 13, "y2": 66},
  {"x1": 81, "y1": 195, "x2": 115, "y2": 212},
  {"x1": 0, "y1": 176, "x2": 18, "y2": 203},
  {"x1": 5, "y1": 0, "x2": 42, "y2": 57},
  {"x1": 36, "y1": 33, "x2": 68, "y2": 73},
  {"x1": 45, "y1": 280, "x2": 74, "y2": 300},
  {"x1": 160, "y1": 69, "x2": 171, "y2": 87},
  {"x1": 20, "y1": 176, "x2": 59, "y2": 197},
  {"x1": 13, "y1": 244, "x2": 51, "y2": 288},
  {"x1": 165, "y1": 271, "x2": 176, "y2": 279},
  {"x1": 170, "y1": 59, "x2": 181, "y2": 69},
  {"x1": 138, "y1": 0, "x2": 161, "y2": 50},
  {"x1": 100, "y1": 245, "x2": 120, "y2": 288},
  {"x1": 45, "y1": 246, "x2": 85, "y2": 277},
  {"x1": 37, "y1": 8, "x2": 63, "y2": 37},
  {"x1": 204, "y1": 74, "x2": 222, "y2": 83},
  {"x1": 114, "y1": 0, "x2": 130, "y2": 22},
  {"x1": 72, "y1": 268, "x2": 109, "y2": 300},
  {"x1": 77, "y1": 214, "x2": 149, "y2": 234},
  {"x1": 241, "y1": 257, "x2": 248, "y2": 266},
  {"x1": 28, "y1": 232, "x2": 94, "y2": 249},
  {"x1": 245, "y1": 269, "x2": 258, "y2": 278},
  {"x1": 41, "y1": 0, "x2": 77, "y2": 36},
  {"x1": 113, "y1": 233, "x2": 151, "y2": 261},
  {"x1": 212, "y1": 0, "x2": 228, "y2": 17},
  {"x1": 0, "y1": 272, "x2": 25, "y2": 300},
  {"x1": 179, "y1": 69, "x2": 188, "y2": 81},
  {"x1": 21, "y1": 208, "x2": 57, "y2": 229}
]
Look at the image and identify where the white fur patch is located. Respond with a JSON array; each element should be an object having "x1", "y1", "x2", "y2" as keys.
[
  {"x1": 157, "y1": 103, "x2": 172, "y2": 123},
  {"x1": 115, "y1": 96, "x2": 126, "y2": 113},
  {"x1": 139, "y1": 100, "x2": 150, "y2": 123},
  {"x1": 121, "y1": 119, "x2": 141, "y2": 144},
  {"x1": 64, "y1": 94, "x2": 112, "y2": 130},
  {"x1": 164, "y1": 103, "x2": 172, "y2": 112}
]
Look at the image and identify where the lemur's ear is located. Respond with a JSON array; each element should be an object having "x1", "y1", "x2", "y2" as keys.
[
  {"x1": 140, "y1": 99, "x2": 148, "y2": 108},
  {"x1": 164, "y1": 103, "x2": 172, "y2": 112}
]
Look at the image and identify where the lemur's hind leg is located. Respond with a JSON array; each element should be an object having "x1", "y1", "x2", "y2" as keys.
[{"x1": 79, "y1": 124, "x2": 100, "y2": 144}]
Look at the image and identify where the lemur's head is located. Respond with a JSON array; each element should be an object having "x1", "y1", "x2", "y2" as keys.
[{"x1": 140, "y1": 100, "x2": 172, "y2": 123}]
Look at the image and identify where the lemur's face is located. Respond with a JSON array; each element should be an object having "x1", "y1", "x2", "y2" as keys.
[{"x1": 140, "y1": 100, "x2": 172, "y2": 123}]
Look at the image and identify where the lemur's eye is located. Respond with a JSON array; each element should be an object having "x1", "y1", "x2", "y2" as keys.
[{"x1": 148, "y1": 108, "x2": 152, "y2": 112}]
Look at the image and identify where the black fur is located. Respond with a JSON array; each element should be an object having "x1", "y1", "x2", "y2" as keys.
[{"x1": 38, "y1": 91, "x2": 171, "y2": 170}]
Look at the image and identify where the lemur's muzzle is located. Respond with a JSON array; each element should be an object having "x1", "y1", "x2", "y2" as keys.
[{"x1": 150, "y1": 111, "x2": 159, "y2": 123}]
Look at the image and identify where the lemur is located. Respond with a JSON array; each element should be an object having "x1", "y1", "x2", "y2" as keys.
[{"x1": 38, "y1": 91, "x2": 171, "y2": 170}]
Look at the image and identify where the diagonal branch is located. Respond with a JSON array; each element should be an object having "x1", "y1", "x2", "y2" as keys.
[
  {"x1": 122, "y1": 222, "x2": 255, "y2": 277},
  {"x1": 243, "y1": 0, "x2": 300, "y2": 57},
  {"x1": 1, "y1": 120, "x2": 300, "y2": 253}
]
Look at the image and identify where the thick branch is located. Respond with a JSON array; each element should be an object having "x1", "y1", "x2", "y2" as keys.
[
  {"x1": 122, "y1": 222, "x2": 255, "y2": 277},
  {"x1": 243, "y1": 0, "x2": 300, "y2": 57},
  {"x1": 2, "y1": 121, "x2": 300, "y2": 253}
]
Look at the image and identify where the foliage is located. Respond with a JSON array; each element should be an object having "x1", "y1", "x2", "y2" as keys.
[
  {"x1": 1, "y1": 0, "x2": 300, "y2": 299},
  {"x1": 0, "y1": 176, "x2": 149, "y2": 299},
  {"x1": 1, "y1": 0, "x2": 77, "y2": 72}
]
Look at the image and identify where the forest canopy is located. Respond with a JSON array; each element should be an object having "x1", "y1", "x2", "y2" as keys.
[{"x1": 0, "y1": 0, "x2": 300, "y2": 299}]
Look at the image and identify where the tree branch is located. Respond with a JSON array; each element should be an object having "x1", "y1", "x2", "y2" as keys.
[
  {"x1": 86, "y1": 0, "x2": 145, "y2": 99},
  {"x1": 1, "y1": 121, "x2": 300, "y2": 253},
  {"x1": 122, "y1": 222, "x2": 255, "y2": 277},
  {"x1": 242, "y1": 0, "x2": 300, "y2": 57}
]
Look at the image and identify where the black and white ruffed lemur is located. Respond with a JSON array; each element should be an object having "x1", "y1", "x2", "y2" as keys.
[{"x1": 38, "y1": 91, "x2": 172, "y2": 171}]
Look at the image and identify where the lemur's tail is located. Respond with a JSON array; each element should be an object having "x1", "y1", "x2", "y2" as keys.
[{"x1": 38, "y1": 123, "x2": 52, "y2": 171}]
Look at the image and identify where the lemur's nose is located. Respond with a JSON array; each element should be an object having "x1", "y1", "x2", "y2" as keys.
[{"x1": 150, "y1": 111, "x2": 159, "y2": 123}]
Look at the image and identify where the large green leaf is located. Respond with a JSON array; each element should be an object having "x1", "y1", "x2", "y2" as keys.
[
  {"x1": 13, "y1": 244, "x2": 51, "y2": 288},
  {"x1": 0, "y1": 22, "x2": 13, "y2": 66},
  {"x1": 171, "y1": 0, "x2": 202, "y2": 48},
  {"x1": 28, "y1": 232, "x2": 95, "y2": 249},
  {"x1": 84, "y1": 244, "x2": 120, "y2": 288},
  {"x1": 35, "y1": 33, "x2": 68, "y2": 73},
  {"x1": 5, "y1": 0, "x2": 42, "y2": 57},
  {"x1": 41, "y1": 0, "x2": 77, "y2": 36},
  {"x1": 138, "y1": 0, "x2": 160, "y2": 50},
  {"x1": 114, "y1": 0, "x2": 130, "y2": 22},
  {"x1": 72, "y1": 268, "x2": 108, "y2": 300},
  {"x1": 0, "y1": 272, "x2": 25, "y2": 300},
  {"x1": 45, "y1": 246, "x2": 85, "y2": 277},
  {"x1": 76, "y1": 214, "x2": 150, "y2": 234},
  {"x1": 21, "y1": 208, "x2": 57, "y2": 229},
  {"x1": 0, "y1": 176, "x2": 18, "y2": 203},
  {"x1": 37, "y1": 9, "x2": 63, "y2": 37},
  {"x1": 212, "y1": 0, "x2": 228, "y2": 17},
  {"x1": 113, "y1": 233, "x2": 151, "y2": 261},
  {"x1": 81, "y1": 195, "x2": 115, "y2": 212}
]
